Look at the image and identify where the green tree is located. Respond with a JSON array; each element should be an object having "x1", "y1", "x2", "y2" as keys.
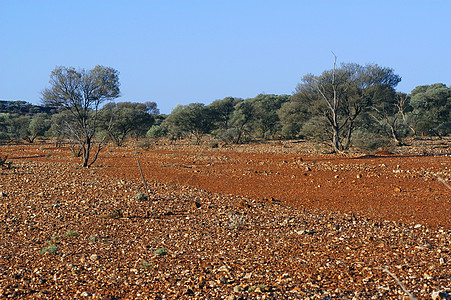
[
  {"x1": 228, "y1": 100, "x2": 255, "y2": 144},
  {"x1": 249, "y1": 94, "x2": 290, "y2": 139},
  {"x1": 408, "y1": 83, "x2": 451, "y2": 137},
  {"x1": 26, "y1": 113, "x2": 51, "y2": 143},
  {"x1": 208, "y1": 97, "x2": 242, "y2": 140},
  {"x1": 42, "y1": 65, "x2": 120, "y2": 167},
  {"x1": 7, "y1": 115, "x2": 30, "y2": 142},
  {"x1": 100, "y1": 102, "x2": 155, "y2": 146},
  {"x1": 278, "y1": 96, "x2": 311, "y2": 138},
  {"x1": 293, "y1": 57, "x2": 401, "y2": 152},
  {"x1": 162, "y1": 103, "x2": 213, "y2": 144}
]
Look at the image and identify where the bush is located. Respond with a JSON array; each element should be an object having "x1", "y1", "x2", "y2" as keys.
[
  {"x1": 40, "y1": 245, "x2": 58, "y2": 254},
  {"x1": 154, "y1": 247, "x2": 167, "y2": 255},
  {"x1": 146, "y1": 125, "x2": 166, "y2": 140},
  {"x1": 64, "y1": 229, "x2": 80, "y2": 237},
  {"x1": 352, "y1": 130, "x2": 394, "y2": 152},
  {"x1": 137, "y1": 139, "x2": 155, "y2": 150}
]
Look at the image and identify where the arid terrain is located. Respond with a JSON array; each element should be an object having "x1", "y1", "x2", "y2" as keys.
[{"x1": 0, "y1": 138, "x2": 450, "y2": 299}]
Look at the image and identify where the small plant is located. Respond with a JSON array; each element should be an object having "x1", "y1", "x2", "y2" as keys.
[
  {"x1": 64, "y1": 229, "x2": 80, "y2": 237},
  {"x1": 154, "y1": 247, "x2": 167, "y2": 256},
  {"x1": 100, "y1": 209, "x2": 123, "y2": 219},
  {"x1": 209, "y1": 141, "x2": 219, "y2": 148},
  {"x1": 46, "y1": 236, "x2": 59, "y2": 245},
  {"x1": 45, "y1": 153, "x2": 52, "y2": 157},
  {"x1": 228, "y1": 213, "x2": 246, "y2": 230},
  {"x1": 135, "y1": 192, "x2": 148, "y2": 201},
  {"x1": 89, "y1": 234, "x2": 99, "y2": 242},
  {"x1": 248, "y1": 284, "x2": 267, "y2": 292},
  {"x1": 0, "y1": 155, "x2": 12, "y2": 170},
  {"x1": 40, "y1": 245, "x2": 59, "y2": 254},
  {"x1": 140, "y1": 261, "x2": 152, "y2": 269},
  {"x1": 137, "y1": 138, "x2": 154, "y2": 150}
]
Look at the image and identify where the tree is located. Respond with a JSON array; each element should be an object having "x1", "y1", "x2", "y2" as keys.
[
  {"x1": 293, "y1": 56, "x2": 401, "y2": 152},
  {"x1": 208, "y1": 97, "x2": 242, "y2": 140},
  {"x1": 408, "y1": 83, "x2": 451, "y2": 137},
  {"x1": 7, "y1": 115, "x2": 30, "y2": 142},
  {"x1": 26, "y1": 113, "x2": 51, "y2": 143},
  {"x1": 42, "y1": 65, "x2": 120, "y2": 167},
  {"x1": 100, "y1": 102, "x2": 155, "y2": 146},
  {"x1": 228, "y1": 100, "x2": 255, "y2": 144},
  {"x1": 162, "y1": 103, "x2": 213, "y2": 144},
  {"x1": 249, "y1": 94, "x2": 290, "y2": 139}
]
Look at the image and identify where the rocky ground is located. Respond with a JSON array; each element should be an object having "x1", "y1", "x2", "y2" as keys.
[{"x1": 0, "y1": 138, "x2": 450, "y2": 299}]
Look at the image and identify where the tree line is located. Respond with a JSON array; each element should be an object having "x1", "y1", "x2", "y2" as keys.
[{"x1": 0, "y1": 63, "x2": 449, "y2": 166}]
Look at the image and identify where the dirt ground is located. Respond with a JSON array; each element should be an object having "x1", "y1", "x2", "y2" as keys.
[{"x1": 0, "y1": 138, "x2": 450, "y2": 299}]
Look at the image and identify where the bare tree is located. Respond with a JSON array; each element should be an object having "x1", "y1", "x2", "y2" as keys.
[{"x1": 42, "y1": 66, "x2": 120, "y2": 167}]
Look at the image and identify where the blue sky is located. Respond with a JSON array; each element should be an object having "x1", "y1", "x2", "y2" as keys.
[{"x1": 1, "y1": 0, "x2": 450, "y2": 114}]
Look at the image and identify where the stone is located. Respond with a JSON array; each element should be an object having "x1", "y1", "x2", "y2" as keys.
[
  {"x1": 217, "y1": 265, "x2": 229, "y2": 272},
  {"x1": 432, "y1": 291, "x2": 451, "y2": 300},
  {"x1": 90, "y1": 254, "x2": 99, "y2": 261},
  {"x1": 80, "y1": 291, "x2": 91, "y2": 297},
  {"x1": 233, "y1": 286, "x2": 243, "y2": 292},
  {"x1": 0, "y1": 191, "x2": 6, "y2": 197}
]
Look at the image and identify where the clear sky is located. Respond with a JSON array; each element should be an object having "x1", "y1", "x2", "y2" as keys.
[{"x1": 1, "y1": 0, "x2": 450, "y2": 114}]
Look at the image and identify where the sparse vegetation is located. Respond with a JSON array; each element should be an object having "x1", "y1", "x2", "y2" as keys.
[
  {"x1": 134, "y1": 192, "x2": 148, "y2": 201},
  {"x1": 228, "y1": 213, "x2": 246, "y2": 230},
  {"x1": 64, "y1": 229, "x2": 80, "y2": 237},
  {"x1": 140, "y1": 261, "x2": 152, "y2": 270},
  {"x1": 154, "y1": 247, "x2": 167, "y2": 256},
  {"x1": 0, "y1": 155, "x2": 12, "y2": 169},
  {"x1": 39, "y1": 245, "x2": 59, "y2": 254}
]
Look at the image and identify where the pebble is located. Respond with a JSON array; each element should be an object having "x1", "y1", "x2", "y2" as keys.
[
  {"x1": 90, "y1": 254, "x2": 99, "y2": 261},
  {"x1": 80, "y1": 291, "x2": 91, "y2": 297},
  {"x1": 432, "y1": 291, "x2": 451, "y2": 300},
  {"x1": 233, "y1": 285, "x2": 243, "y2": 292}
]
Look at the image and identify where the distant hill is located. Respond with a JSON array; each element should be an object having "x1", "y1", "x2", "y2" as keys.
[{"x1": 0, "y1": 100, "x2": 57, "y2": 115}]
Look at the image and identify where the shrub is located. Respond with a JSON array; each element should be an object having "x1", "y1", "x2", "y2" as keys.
[
  {"x1": 135, "y1": 192, "x2": 148, "y2": 201},
  {"x1": 154, "y1": 247, "x2": 167, "y2": 255},
  {"x1": 228, "y1": 213, "x2": 246, "y2": 230},
  {"x1": 352, "y1": 130, "x2": 394, "y2": 152},
  {"x1": 64, "y1": 229, "x2": 80, "y2": 237},
  {"x1": 0, "y1": 155, "x2": 12, "y2": 169},
  {"x1": 40, "y1": 245, "x2": 58, "y2": 254},
  {"x1": 137, "y1": 138, "x2": 154, "y2": 150},
  {"x1": 140, "y1": 261, "x2": 152, "y2": 269}
]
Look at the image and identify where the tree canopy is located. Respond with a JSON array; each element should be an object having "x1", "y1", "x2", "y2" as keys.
[{"x1": 41, "y1": 65, "x2": 120, "y2": 167}]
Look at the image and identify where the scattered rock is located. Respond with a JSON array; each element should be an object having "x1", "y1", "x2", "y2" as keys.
[
  {"x1": 432, "y1": 291, "x2": 451, "y2": 300},
  {"x1": 217, "y1": 265, "x2": 229, "y2": 273},
  {"x1": 90, "y1": 254, "x2": 99, "y2": 261},
  {"x1": 233, "y1": 286, "x2": 243, "y2": 292}
]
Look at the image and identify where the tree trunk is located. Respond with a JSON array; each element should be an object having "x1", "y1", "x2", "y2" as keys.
[
  {"x1": 82, "y1": 138, "x2": 91, "y2": 167},
  {"x1": 331, "y1": 126, "x2": 341, "y2": 153}
]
